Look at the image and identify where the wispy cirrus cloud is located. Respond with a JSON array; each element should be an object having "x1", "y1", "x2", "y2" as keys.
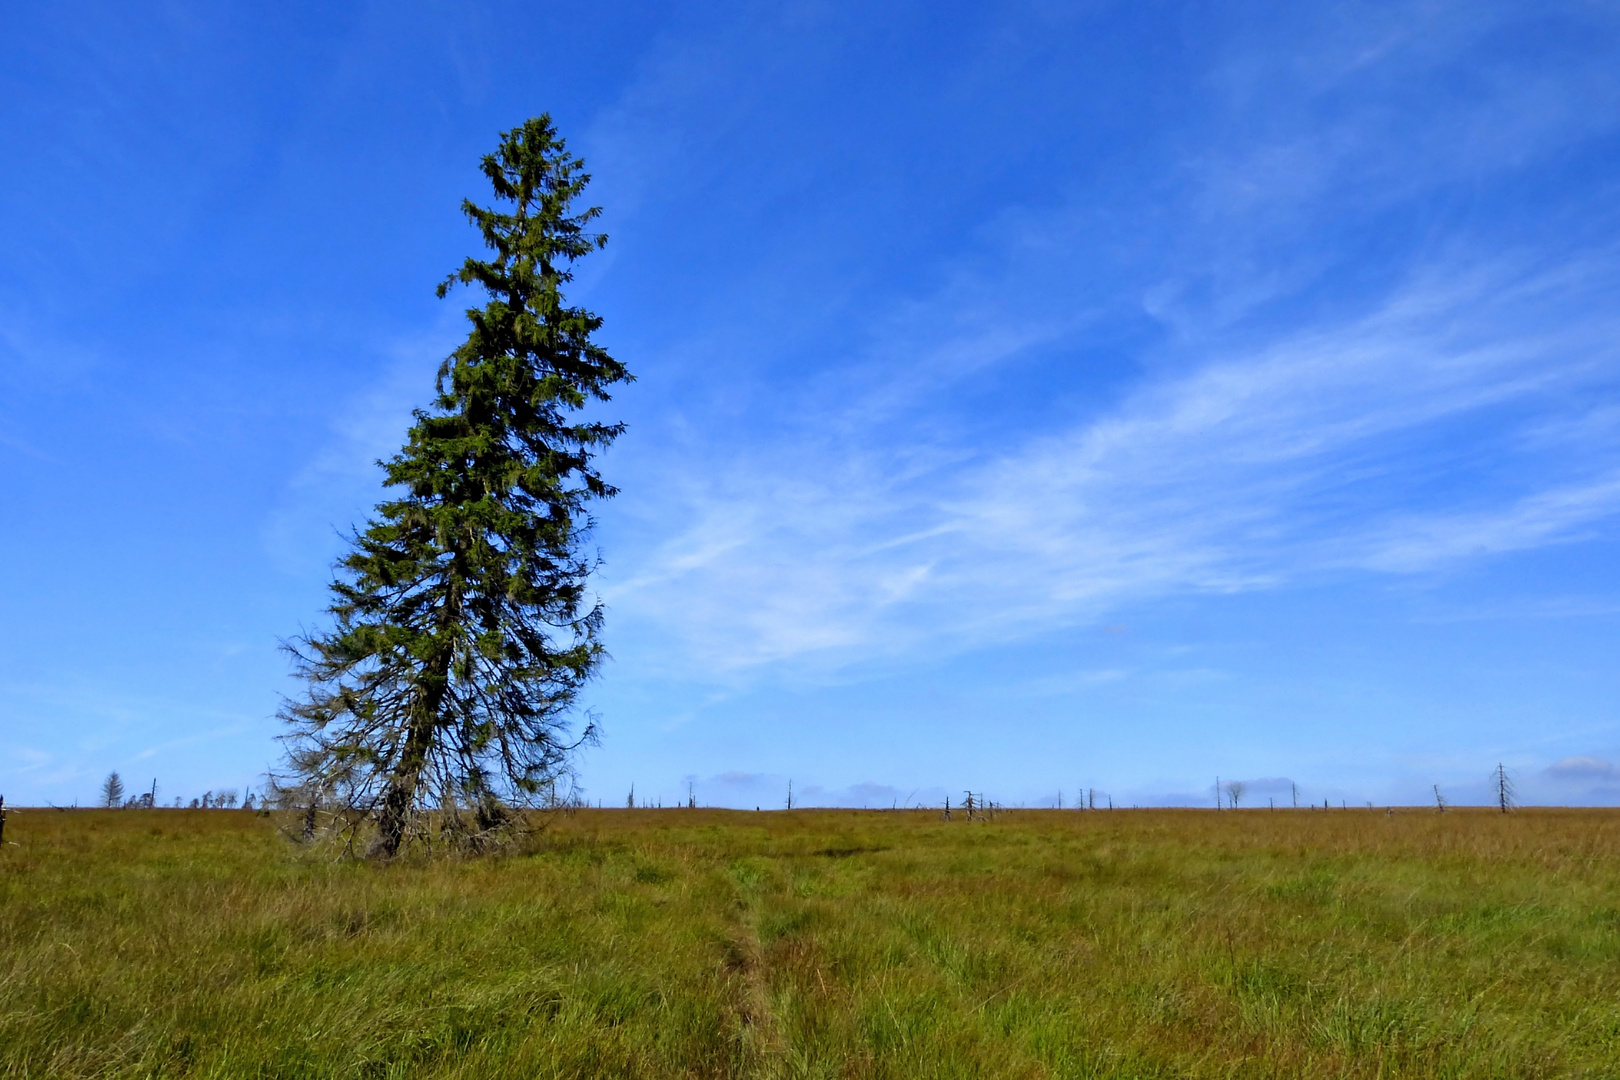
[
  {"x1": 585, "y1": 1, "x2": 1620, "y2": 693},
  {"x1": 605, "y1": 251, "x2": 1620, "y2": 675}
]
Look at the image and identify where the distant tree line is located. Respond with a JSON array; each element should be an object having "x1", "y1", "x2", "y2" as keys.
[
  {"x1": 81, "y1": 762, "x2": 1524, "y2": 818},
  {"x1": 98, "y1": 772, "x2": 256, "y2": 810}
]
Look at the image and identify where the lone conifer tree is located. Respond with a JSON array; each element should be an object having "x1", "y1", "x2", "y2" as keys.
[{"x1": 280, "y1": 116, "x2": 630, "y2": 857}]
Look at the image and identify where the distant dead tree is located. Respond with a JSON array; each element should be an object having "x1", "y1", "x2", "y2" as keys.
[
  {"x1": 1433, "y1": 784, "x2": 1447, "y2": 813},
  {"x1": 1494, "y1": 764, "x2": 1516, "y2": 813},
  {"x1": 101, "y1": 772, "x2": 124, "y2": 808},
  {"x1": 123, "y1": 779, "x2": 157, "y2": 809},
  {"x1": 1225, "y1": 780, "x2": 1246, "y2": 809}
]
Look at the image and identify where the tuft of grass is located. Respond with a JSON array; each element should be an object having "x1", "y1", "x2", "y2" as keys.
[{"x1": 3, "y1": 807, "x2": 1620, "y2": 1077}]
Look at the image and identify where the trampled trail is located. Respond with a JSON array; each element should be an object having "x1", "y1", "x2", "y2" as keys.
[{"x1": 721, "y1": 876, "x2": 787, "y2": 1079}]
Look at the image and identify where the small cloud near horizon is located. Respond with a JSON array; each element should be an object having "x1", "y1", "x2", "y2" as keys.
[{"x1": 1544, "y1": 756, "x2": 1615, "y2": 780}]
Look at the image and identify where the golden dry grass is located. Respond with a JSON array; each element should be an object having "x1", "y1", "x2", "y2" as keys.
[{"x1": 3, "y1": 806, "x2": 1618, "y2": 1078}]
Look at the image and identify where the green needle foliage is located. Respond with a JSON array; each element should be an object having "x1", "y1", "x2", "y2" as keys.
[{"x1": 280, "y1": 115, "x2": 631, "y2": 858}]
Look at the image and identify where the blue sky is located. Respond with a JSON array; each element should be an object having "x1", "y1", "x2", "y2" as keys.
[{"x1": 5, "y1": 0, "x2": 1620, "y2": 809}]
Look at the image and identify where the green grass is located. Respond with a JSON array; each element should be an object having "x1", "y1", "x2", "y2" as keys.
[{"x1": 4, "y1": 806, "x2": 1620, "y2": 1078}]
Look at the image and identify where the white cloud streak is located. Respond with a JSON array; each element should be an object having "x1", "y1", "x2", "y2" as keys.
[
  {"x1": 583, "y1": 1, "x2": 1620, "y2": 685},
  {"x1": 606, "y1": 254, "x2": 1620, "y2": 675}
]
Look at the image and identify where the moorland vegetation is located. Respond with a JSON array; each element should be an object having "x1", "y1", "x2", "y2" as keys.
[{"x1": 3, "y1": 805, "x2": 1618, "y2": 1078}]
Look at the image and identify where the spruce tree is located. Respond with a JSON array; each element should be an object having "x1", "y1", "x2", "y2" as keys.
[{"x1": 280, "y1": 116, "x2": 631, "y2": 857}]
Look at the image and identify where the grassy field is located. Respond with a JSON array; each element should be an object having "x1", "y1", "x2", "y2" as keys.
[{"x1": 3, "y1": 806, "x2": 1619, "y2": 1079}]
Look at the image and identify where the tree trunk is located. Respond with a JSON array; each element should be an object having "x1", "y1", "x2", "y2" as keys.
[{"x1": 372, "y1": 644, "x2": 452, "y2": 858}]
